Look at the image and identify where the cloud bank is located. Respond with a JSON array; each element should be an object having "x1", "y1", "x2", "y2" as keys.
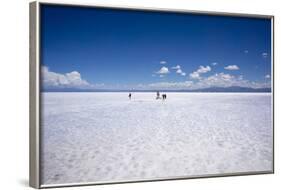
[
  {"x1": 42, "y1": 65, "x2": 271, "y2": 91},
  {"x1": 147, "y1": 72, "x2": 270, "y2": 90},
  {"x1": 42, "y1": 66, "x2": 89, "y2": 89}
]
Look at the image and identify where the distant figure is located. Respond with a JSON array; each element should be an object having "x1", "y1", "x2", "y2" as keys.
[
  {"x1": 162, "y1": 94, "x2": 167, "y2": 100},
  {"x1": 156, "y1": 91, "x2": 160, "y2": 99},
  {"x1": 128, "y1": 93, "x2": 132, "y2": 100}
]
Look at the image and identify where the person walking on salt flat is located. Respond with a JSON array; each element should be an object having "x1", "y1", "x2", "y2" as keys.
[
  {"x1": 156, "y1": 91, "x2": 160, "y2": 99},
  {"x1": 128, "y1": 93, "x2": 132, "y2": 100}
]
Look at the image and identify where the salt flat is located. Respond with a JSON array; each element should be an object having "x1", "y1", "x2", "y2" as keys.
[{"x1": 41, "y1": 92, "x2": 273, "y2": 185}]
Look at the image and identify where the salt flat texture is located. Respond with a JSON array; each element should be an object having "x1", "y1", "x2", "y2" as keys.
[{"x1": 41, "y1": 92, "x2": 273, "y2": 185}]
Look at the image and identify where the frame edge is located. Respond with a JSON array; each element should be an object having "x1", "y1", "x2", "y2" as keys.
[
  {"x1": 30, "y1": 1, "x2": 40, "y2": 189},
  {"x1": 36, "y1": 0, "x2": 274, "y2": 19}
]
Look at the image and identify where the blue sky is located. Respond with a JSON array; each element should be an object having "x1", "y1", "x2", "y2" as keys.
[{"x1": 41, "y1": 5, "x2": 272, "y2": 90}]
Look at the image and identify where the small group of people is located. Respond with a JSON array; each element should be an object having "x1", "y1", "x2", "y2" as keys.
[
  {"x1": 156, "y1": 91, "x2": 167, "y2": 100},
  {"x1": 128, "y1": 91, "x2": 167, "y2": 100}
]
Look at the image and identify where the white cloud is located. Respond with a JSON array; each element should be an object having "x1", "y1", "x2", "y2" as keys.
[
  {"x1": 197, "y1": 65, "x2": 211, "y2": 73},
  {"x1": 159, "y1": 75, "x2": 165, "y2": 78},
  {"x1": 265, "y1": 74, "x2": 271, "y2": 79},
  {"x1": 205, "y1": 73, "x2": 233, "y2": 82},
  {"x1": 189, "y1": 65, "x2": 211, "y2": 80},
  {"x1": 224, "y1": 65, "x2": 239, "y2": 70},
  {"x1": 176, "y1": 69, "x2": 186, "y2": 76},
  {"x1": 189, "y1": 72, "x2": 201, "y2": 79},
  {"x1": 262, "y1": 52, "x2": 268, "y2": 58},
  {"x1": 212, "y1": 62, "x2": 218, "y2": 66},
  {"x1": 156, "y1": 66, "x2": 169, "y2": 74},
  {"x1": 42, "y1": 66, "x2": 89, "y2": 89},
  {"x1": 244, "y1": 50, "x2": 249, "y2": 54},
  {"x1": 171, "y1": 65, "x2": 181, "y2": 69},
  {"x1": 170, "y1": 65, "x2": 186, "y2": 76},
  {"x1": 176, "y1": 69, "x2": 182, "y2": 73},
  {"x1": 148, "y1": 81, "x2": 193, "y2": 89},
  {"x1": 160, "y1": 60, "x2": 167, "y2": 64}
]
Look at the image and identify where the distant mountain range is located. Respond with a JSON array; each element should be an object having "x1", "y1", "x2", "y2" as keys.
[{"x1": 42, "y1": 86, "x2": 271, "y2": 93}]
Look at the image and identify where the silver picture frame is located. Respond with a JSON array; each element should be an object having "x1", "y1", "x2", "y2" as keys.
[{"x1": 30, "y1": 1, "x2": 274, "y2": 188}]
